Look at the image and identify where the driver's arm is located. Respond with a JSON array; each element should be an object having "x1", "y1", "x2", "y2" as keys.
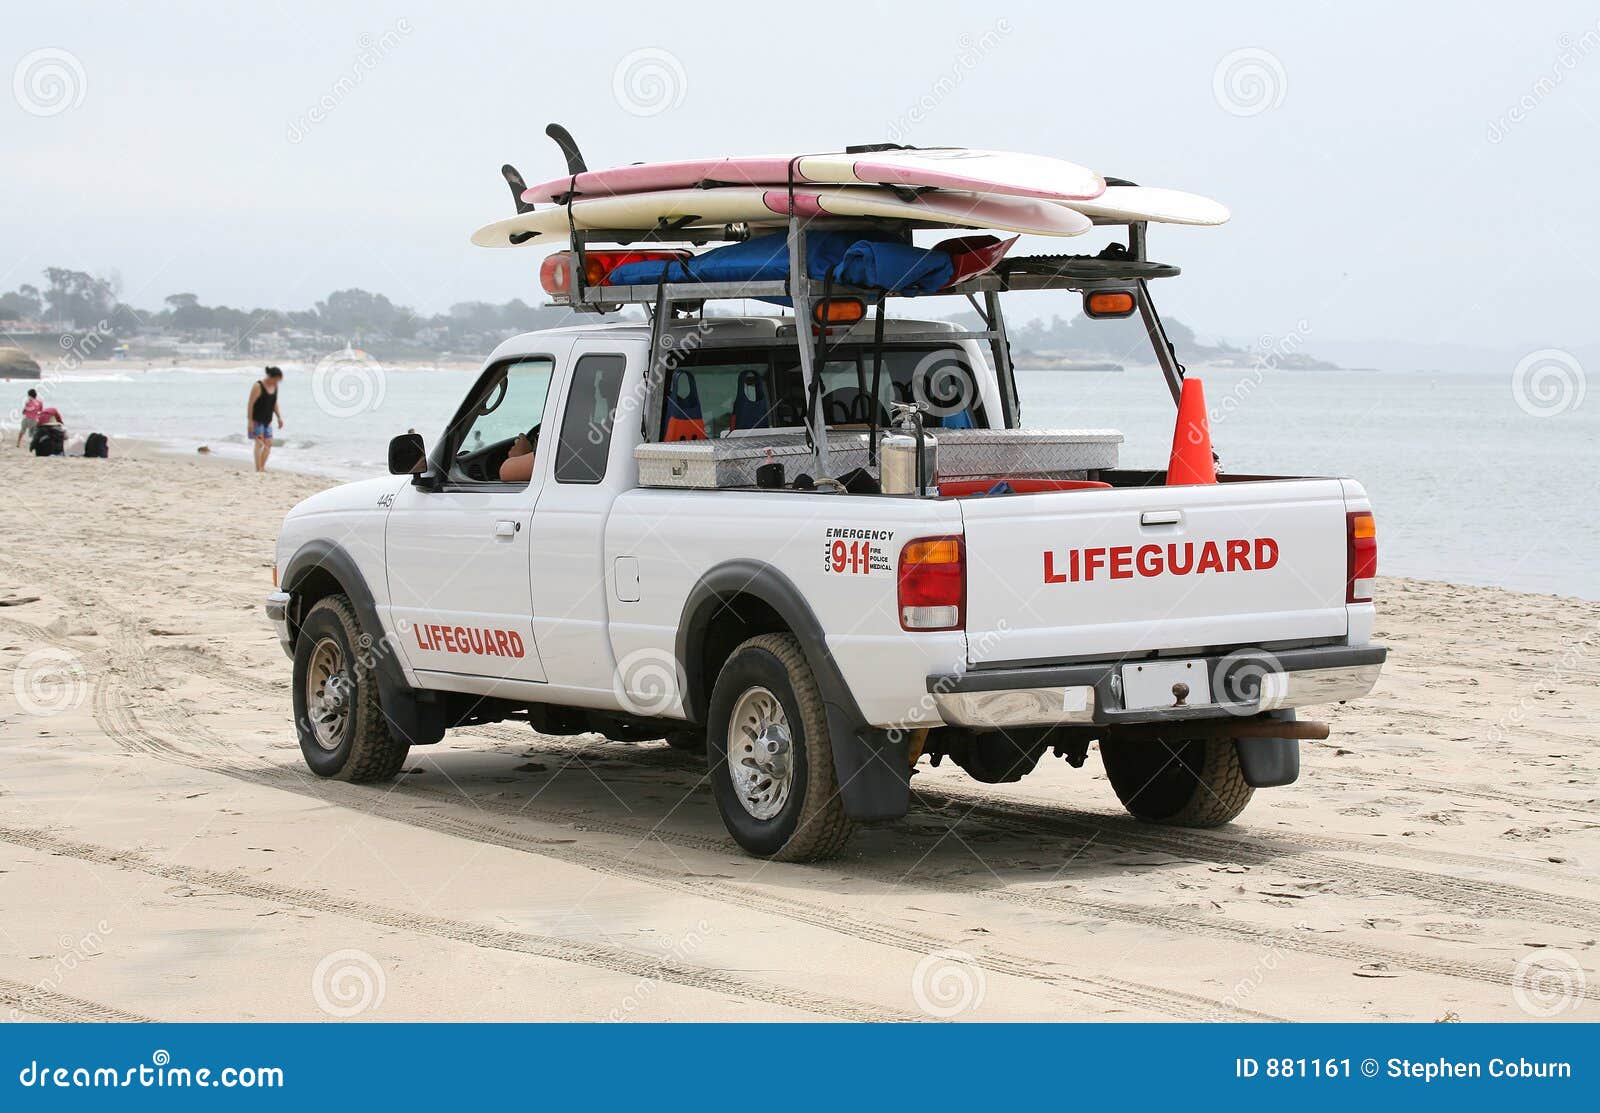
[
  {"x1": 499, "y1": 451, "x2": 534, "y2": 483},
  {"x1": 498, "y1": 432, "x2": 535, "y2": 483}
]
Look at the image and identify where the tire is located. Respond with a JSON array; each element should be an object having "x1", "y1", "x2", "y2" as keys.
[
  {"x1": 1099, "y1": 736, "x2": 1254, "y2": 827},
  {"x1": 707, "y1": 633, "x2": 854, "y2": 861},
  {"x1": 291, "y1": 594, "x2": 410, "y2": 783}
]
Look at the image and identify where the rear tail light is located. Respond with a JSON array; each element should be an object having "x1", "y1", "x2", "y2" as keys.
[
  {"x1": 898, "y1": 536, "x2": 965, "y2": 630},
  {"x1": 1347, "y1": 511, "x2": 1377, "y2": 603},
  {"x1": 539, "y1": 250, "x2": 689, "y2": 296}
]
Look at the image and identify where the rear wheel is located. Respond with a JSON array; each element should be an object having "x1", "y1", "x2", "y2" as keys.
[
  {"x1": 292, "y1": 595, "x2": 410, "y2": 783},
  {"x1": 1099, "y1": 736, "x2": 1253, "y2": 827},
  {"x1": 707, "y1": 633, "x2": 853, "y2": 861}
]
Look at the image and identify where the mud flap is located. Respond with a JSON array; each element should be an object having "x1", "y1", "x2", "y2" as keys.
[
  {"x1": 824, "y1": 704, "x2": 911, "y2": 820},
  {"x1": 377, "y1": 675, "x2": 447, "y2": 747},
  {"x1": 1234, "y1": 709, "x2": 1300, "y2": 788}
]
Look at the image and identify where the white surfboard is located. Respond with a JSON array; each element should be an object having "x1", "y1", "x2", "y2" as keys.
[
  {"x1": 795, "y1": 148, "x2": 1105, "y2": 201},
  {"x1": 521, "y1": 148, "x2": 1105, "y2": 205},
  {"x1": 471, "y1": 186, "x2": 1092, "y2": 248},
  {"x1": 1062, "y1": 185, "x2": 1230, "y2": 226}
]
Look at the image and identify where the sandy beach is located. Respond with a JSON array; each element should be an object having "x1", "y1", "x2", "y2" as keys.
[{"x1": 0, "y1": 441, "x2": 1595, "y2": 1023}]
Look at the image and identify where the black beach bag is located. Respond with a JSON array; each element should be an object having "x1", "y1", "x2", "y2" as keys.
[
  {"x1": 31, "y1": 425, "x2": 65, "y2": 457},
  {"x1": 84, "y1": 432, "x2": 109, "y2": 458}
]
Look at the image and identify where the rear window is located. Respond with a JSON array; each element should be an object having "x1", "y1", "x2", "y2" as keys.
[{"x1": 658, "y1": 344, "x2": 984, "y2": 440}]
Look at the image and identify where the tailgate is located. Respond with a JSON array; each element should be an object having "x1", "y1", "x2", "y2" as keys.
[{"x1": 959, "y1": 479, "x2": 1350, "y2": 665}]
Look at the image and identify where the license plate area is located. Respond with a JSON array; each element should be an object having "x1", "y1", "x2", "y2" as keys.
[{"x1": 1121, "y1": 658, "x2": 1210, "y2": 711}]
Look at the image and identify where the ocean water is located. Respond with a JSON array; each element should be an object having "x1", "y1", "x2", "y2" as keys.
[{"x1": 12, "y1": 361, "x2": 1597, "y2": 599}]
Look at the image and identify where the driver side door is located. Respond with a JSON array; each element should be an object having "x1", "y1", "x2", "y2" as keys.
[{"x1": 384, "y1": 349, "x2": 565, "y2": 692}]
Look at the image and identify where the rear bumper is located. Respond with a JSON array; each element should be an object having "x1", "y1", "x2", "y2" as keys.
[
  {"x1": 265, "y1": 591, "x2": 293, "y2": 658},
  {"x1": 929, "y1": 644, "x2": 1386, "y2": 729}
]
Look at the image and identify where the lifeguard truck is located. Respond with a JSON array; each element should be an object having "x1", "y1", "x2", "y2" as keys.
[{"x1": 267, "y1": 128, "x2": 1385, "y2": 860}]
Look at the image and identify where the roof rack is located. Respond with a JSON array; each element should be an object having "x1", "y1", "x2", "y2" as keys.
[
  {"x1": 482, "y1": 128, "x2": 1190, "y2": 480},
  {"x1": 534, "y1": 202, "x2": 1188, "y2": 479}
]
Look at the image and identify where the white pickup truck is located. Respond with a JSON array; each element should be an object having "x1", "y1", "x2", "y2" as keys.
[{"x1": 267, "y1": 224, "x2": 1385, "y2": 861}]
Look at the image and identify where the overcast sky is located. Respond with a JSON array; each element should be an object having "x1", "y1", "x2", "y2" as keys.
[{"x1": 4, "y1": 0, "x2": 1597, "y2": 353}]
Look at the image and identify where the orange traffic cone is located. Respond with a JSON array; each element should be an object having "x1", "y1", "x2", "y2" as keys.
[{"x1": 1166, "y1": 377, "x2": 1217, "y2": 485}]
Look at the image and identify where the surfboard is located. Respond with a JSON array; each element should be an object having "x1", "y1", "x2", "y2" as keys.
[
  {"x1": 471, "y1": 186, "x2": 1093, "y2": 248},
  {"x1": 1061, "y1": 185, "x2": 1230, "y2": 226},
  {"x1": 520, "y1": 149, "x2": 1105, "y2": 205}
]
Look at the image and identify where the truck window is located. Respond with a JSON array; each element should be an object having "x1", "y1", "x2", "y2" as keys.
[
  {"x1": 658, "y1": 344, "x2": 984, "y2": 439},
  {"x1": 554, "y1": 353, "x2": 627, "y2": 484},
  {"x1": 449, "y1": 356, "x2": 555, "y2": 484},
  {"x1": 797, "y1": 347, "x2": 982, "y2": 429}
]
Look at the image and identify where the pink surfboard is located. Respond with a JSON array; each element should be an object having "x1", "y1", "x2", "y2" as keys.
[{"x1": 522, "y1": 148, "x2": 1105, "y2": 205}]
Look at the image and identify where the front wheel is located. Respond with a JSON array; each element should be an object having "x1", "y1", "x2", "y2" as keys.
[
  {"x1": 707, "y1": 633, "x2": 854, "y2": 861},
  {"x1": 1099, "y1": 736, "x2": 1253, "y2": 827},
  {"x1": 292, "y1": 594, "x2": 410, "y2": 782}
]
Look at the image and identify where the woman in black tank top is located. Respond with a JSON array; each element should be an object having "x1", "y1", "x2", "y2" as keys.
[{"x1": 248, "y1": 366, "x2": 284, "y2": 471}]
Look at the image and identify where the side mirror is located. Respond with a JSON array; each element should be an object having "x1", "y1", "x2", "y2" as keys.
[{"x1": 388, "y1": 432, "x2": 427, "y2": 475}]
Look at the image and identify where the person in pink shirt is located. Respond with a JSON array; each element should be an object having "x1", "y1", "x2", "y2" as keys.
[{"x1": 16, "y1": 389, "x2": 43, "y2": 448}]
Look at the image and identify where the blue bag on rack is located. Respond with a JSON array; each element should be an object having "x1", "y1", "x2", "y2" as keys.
[{"x1": 606, "y1": 232, "x2": 953, "y2": 297}]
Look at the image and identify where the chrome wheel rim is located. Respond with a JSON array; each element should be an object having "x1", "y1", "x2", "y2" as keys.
[
  {"x1": 306, "y1": 637, "x2": 353, "y2": 752},
  {"x1": 727, "y1": 685, "x2": 794, "y2": 820}
]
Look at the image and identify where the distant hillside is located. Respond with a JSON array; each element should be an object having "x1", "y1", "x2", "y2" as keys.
[{"x1": 947, "y1": 310, "x2": 1343, "y2": 371}]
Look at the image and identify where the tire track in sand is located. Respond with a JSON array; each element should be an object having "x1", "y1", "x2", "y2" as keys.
[
  {"x1": 0, "y1": 977, "x2": 154, "y2": 1023},
  {"x1": 85, "y1": 680, "x2": 1265, "y2": 1022},
  {"x1": 0, "y1": 824, "x2": 911, "y2": 1023}
]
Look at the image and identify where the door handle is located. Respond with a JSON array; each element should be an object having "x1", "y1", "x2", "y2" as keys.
[
  {"x1": 494, "y1": 519, "x2": 520, "y2": 540},
  {"x1": 1141, "y1": 510, "x2": 1182, "y2": 527}
]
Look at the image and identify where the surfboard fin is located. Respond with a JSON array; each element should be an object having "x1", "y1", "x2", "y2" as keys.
[
  {"x1": 500, "y1": 164, "x2": 534, "y2": 214},
  {"x1": 545, "y1": 123, "x2": 588, "y2": 176}
]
